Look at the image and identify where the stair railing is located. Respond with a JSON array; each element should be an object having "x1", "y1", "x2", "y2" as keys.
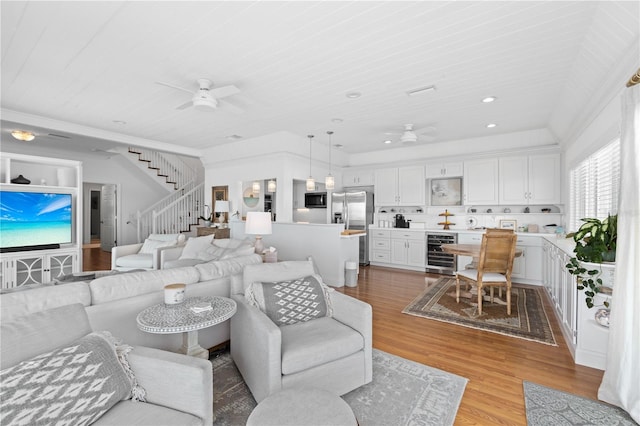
[
  {"x1": 137, "y1": 181, "x2": 204, "y2": 242},
  {"x1": 129, "y1": 147, "x2": 196, "y2": 189}
]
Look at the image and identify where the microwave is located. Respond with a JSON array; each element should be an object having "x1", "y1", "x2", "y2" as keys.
[{"x1": 304, "y1": 192, "x2": 327, "y2": 208}]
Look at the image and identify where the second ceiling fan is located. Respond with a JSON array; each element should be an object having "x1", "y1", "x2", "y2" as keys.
[{"x1": 157, "y1": 78, "x2": 243, "y2": 113}]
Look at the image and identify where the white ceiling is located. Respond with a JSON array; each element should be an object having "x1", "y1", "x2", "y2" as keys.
[{"x1": 1, "y1": 1, "x2": 638, "y2": 157}]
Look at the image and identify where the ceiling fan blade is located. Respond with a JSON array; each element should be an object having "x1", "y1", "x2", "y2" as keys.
[
  {"x1": 175, "y1": 100, "x2": 193, "y2": 110},
  {"x1": 156, "y1": 81, "x2": 193, "y2": 94},
  {"x1": 218, "y1": 99, "x2": 244, "y2": 114},
  {"x1": 212, "y1": 84, "x2": 240, "y2": 99},
  {"x1": 415, "y1": 125, "x2": 437, "y2": 135}
]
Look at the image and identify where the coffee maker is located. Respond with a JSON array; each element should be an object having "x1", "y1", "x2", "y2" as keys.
[{"x1": 394, "y1": 214, "x2": 409, "y2": 228}]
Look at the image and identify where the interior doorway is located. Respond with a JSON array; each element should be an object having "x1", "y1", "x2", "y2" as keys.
[{"x1": 83, "y1": 182, "x2": 118, "y2": 251}]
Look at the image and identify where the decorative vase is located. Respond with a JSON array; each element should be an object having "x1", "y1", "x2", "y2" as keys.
[
  {"x1": 594, "y1": 308, "x2": 610, "y2": 328},
  {"x1": 203, "y1": 220, "x2": 211, "y2": 227}
]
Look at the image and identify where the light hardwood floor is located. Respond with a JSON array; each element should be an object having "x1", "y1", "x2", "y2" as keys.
[{"x1": 84, "y1": 249, "x2": 604, "y2": 425}]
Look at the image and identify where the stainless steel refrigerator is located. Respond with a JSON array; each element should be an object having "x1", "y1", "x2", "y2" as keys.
[{"x1": 331, "y1": 187, "x2": 374, "y2": 265}]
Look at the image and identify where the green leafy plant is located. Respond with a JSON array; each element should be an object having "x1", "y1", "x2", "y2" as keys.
[
  {"x1": 199, "y1": 205, "x2": 213, "y2": 222},
  {"x1": 565, "y1": 214, "x2": 617, "y2": 308}
]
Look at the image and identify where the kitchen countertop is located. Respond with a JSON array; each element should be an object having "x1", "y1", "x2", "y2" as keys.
[{"x1": 368, "y1": 226, "x2": 557, "y2": 237}]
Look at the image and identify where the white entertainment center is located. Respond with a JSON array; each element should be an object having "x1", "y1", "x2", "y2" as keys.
[{"x1": 0, "y1": 153, "x2": 83, "y2": 288}]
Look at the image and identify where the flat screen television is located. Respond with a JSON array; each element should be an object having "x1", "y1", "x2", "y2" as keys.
[{"x1": 0, "y1": 190, "x2": 73, "y2": 252}]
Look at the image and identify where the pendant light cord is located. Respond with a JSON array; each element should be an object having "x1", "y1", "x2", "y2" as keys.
[
  {"x1": 327, "y1": 131, "x2": 333, "y2": 174},
  {"x1": 308, "y1": 135, "x2": 314, "y2": 177}
]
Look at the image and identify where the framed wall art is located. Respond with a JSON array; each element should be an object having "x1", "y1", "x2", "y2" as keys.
[
  {"x1": 499, "y1": 219, "x2": 517, "y2": 230},
  {"x1": 430, "y1": 178, "x2": 462, "y2": 206}
]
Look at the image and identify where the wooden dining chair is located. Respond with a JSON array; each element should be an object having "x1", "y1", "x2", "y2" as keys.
[{"x1": 455, "y1": 231, "x2": 517, "y2": 315}]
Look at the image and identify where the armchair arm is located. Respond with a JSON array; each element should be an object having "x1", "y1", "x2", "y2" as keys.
[
  {"x1": 111, "y1": 243, "x2": 144, "y2": 270},
  {"x1": 128, "y1": 346, "x2": 213, "y2": 425},
  {"x1": 330, "y1": 291, "x2": 373, "y2": 383},
  {"x1": 157, "y1": 246, "x2": 184, "y2": 269},
  {"x1": 230, "y1": 295, "x2": 282, "y2": 402}
]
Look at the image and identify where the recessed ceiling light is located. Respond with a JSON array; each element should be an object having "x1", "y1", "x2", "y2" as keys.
[
  {"x1": 383, "y1": 140, "x2": 393, "y2": 144},
  {"x1": 226, "y1": 134, "x2": 243, "y2": 140},
  {"x1": 486, "y1": 123, "x2": 497, "y2": 128},
  {"x1": 331, "y1": 118, "x2": 344, "y2": 123},
  {"x1": 345, "y1": 92, "x2": 361, "y2": 99},
  {"x1": 482, "y1": 96, "x2": 496, "y2": 103},
  {"x1": 406, "y1": 85, "x2": 436, "y2": 97},
  {"x1": 112, "y1": 120, "x2": 127, "y2": 125}
]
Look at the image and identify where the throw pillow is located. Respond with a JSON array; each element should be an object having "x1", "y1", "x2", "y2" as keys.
[
  {"x1": 179, "y1": 235, "x2": 214, "y2": 259},
  {"x1": 220, "y1": 245, "x2": 256, "y2": 259},
  {"x1": 197, "y1": 245, "x2": 228, "y2": 261},
  {"x1": 246, "y1": 274, "x2": 333, "y2": 326},
  {"x1": 0, "y1": 331, "x2": 144, "y2": 426},
  {"x1": 139, "y1": 238, "x2": 176, "y2": 254}
]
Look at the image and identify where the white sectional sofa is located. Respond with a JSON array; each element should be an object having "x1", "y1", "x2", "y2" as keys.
[{"x1": 1, "y1": 253, "x2": 262, "y2": 353}]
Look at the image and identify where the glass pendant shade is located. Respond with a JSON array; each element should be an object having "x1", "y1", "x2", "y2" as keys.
[
  {"x1": 306, "y1": 177, "x2": 316, "y2": 191},
  {"x1": 267, "y1": 179, "x2": 276, "y2": 192},
  {"x1": 325, "y1": 175, "x2": 335, "y2": 190},
  {"x1": 252, "y1": 181, "x2": 260, "y2": 194}
]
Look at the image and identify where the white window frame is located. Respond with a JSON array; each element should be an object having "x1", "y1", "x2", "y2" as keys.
[{"x1": 569, "y1": 139, "x2": 620, "y2": 232}]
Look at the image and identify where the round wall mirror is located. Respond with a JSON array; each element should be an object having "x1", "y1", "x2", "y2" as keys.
[{"x1": 243, "y1": 187, "x2": 260, "y2": 207}]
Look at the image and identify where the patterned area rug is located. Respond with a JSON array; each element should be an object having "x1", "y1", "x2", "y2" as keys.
[
  {"x1": 403, "y1": 277, "x2": 557, "y2": 345},
  {"x1": 211, "y1": 348, "x2": 468, "y2": 426},
  {"x1": 524, "y1": 381, "x2": 638, "y2": 425}
]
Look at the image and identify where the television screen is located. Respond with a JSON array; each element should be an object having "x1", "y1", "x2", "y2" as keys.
[{"x1": 0, "y1": 191, "x2": 73, "y2": 250}]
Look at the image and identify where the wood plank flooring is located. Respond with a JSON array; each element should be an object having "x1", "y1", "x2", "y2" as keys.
[{"x1": 83, "y1": 249, "x2": 604, "y2": 425}]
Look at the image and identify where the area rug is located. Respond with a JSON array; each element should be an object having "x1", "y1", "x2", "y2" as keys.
[
  {"x1": 211, "y1": 348, "x2": 468, "y2": 426},
  {"x1": 403, "y1": 277, "x2": 557, "y2": 346},
  {"x1": 523, "y1": 381, "x2": 638, "y2": 425}
]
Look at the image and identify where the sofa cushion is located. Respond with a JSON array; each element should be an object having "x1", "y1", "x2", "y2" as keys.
[
  {"x1": 280, "y1": 316, "x2": 365, "y2": 375},
  {"x1": 90, "y1": 267, "x2": 200, "y2": 305},
  {"x1": 213, "y1": 238, "x2": 252, "y2": 249},
  {"x1": 239, "y1": 260, "x2": 316, "y2": 295},
  {"x1": 1, "y1": 304, "x2": 92, "y2": 370},
  {"x1": 195, "y1": 254, "x2": 262, "y2": 282},
  {"x1": 0, "y1": 331, "x2": 133, "y2": 426},
  {"x1": 148, "y1": 233, "x2": 186, "y2": 244},
  {"x1": 139, "y1": 238, "x2": 176, "y2": 254},
  {"x1": 220, "y1": 245, "x2": 255, "y2": 259},
  {"x1": 0, "y1": 282, "x2": 91, "y2": 324},
  {"x1": 115, "y1": 253, "x2": 153, "y2": 268},
  {"x1": 94, "y1": 400, "x2": 202, "y2": 426},
  {"x1": 163, "y1": 258, "x2": 206, "y2": 269},
  {"x1": 246, "y1": 275, "x2": 332, "y2": 326},
  {"x1": 180, "y1": 235, "x2": 214, "y2": 260}
]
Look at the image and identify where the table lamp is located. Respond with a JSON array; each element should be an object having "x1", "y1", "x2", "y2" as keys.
[
  {"x1": 245, "y1": 212, "x2": 272, "y2": 254},
  {"x1": 215, "y1": 201, "x2": 230, "y2": 227}
]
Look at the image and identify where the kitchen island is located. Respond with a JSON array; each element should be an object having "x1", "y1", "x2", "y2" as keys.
[{"x1": 229, "y1": 222, "x2": 363, "y2": 287}]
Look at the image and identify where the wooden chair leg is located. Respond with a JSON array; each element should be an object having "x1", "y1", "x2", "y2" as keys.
[
  {"x1": 477, "y1": 284, "x2": 483, "y2": 315},
  {"x1": 456, "y1": 276, "x2": 461, "y2": 303},
  {"x1": 490, "y1": 287, "x2": 494, "y2": 303},
  {"x1": 506, "y1": 283, "x2": 511, "y2": 315}
]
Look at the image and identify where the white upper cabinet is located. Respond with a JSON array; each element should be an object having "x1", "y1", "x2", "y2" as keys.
[
  {"x1": 463, "y1": 158, "x2": 499, "y2": 205},
  {"x1": 425, "y1": 161, "x2": 463, "y2": 178},
  {"x1": 499, "y1": 153, "x2": 561, "y2": 204},
  {"x1": 342, "y1": 169, "x2": 374, "y2": 187},
  {"x1": 375, "y1": 165, "x2": 425, "y2": 205}
]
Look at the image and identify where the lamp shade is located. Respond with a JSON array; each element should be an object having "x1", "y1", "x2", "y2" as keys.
[
  {"x1": 214, "y1": 200, "x2": 230, "y2": 213},
  {"x1": 245, "y1": 212, "x2": 272, "y2": 235}
]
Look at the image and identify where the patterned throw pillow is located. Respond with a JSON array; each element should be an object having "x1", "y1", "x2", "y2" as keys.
[
  {"x1": 0, "y1": 331, "x2": 140, "y2": 426},
  {"x1": 246, "y1": 275, "x2": 333, "y2": 326}
]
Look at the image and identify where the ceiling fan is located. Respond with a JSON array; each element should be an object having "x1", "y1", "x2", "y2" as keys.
[
  {"x1": 156, "y1": 78, "x2": 243, "y2": 113},
  {"x1": 385, "y1": 124, "x2": 437, "y2": 144}
]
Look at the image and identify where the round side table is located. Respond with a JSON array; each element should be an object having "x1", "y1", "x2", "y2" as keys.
[
  {"x1": 137, "y1": 295, "x2": 236, "y2": 359},
  {"x1": 246, "y1": 388, "x2": 357, "y2": 426}
]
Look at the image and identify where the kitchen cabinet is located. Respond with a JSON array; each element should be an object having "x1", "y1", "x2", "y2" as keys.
[
  {"x1": 369, "y1": 229, "x2": 391, "y2": 263},
  {"x1": 425, "y1": 161, "x2": 463, "y2": 178},
  {"x1": 463, "y1": 158, "x2": 499, "y2": 205},
  {"x1": 1, "y1": 249, "x2": 79, "y2": 289},
  {"x1": 374, "y1": 166, "x2": 425, "y2": 206},
  {"x1": 343, "y1": 169, "x2": 374, "y2": 187},
  {"x1": 293, "y1": 181, "x2": 306, "y2": 208},
  {"x1": 390, "y1": 230, "x2": 425, "y2": 268},
  {"x1": 499, "y1": 153, "x2": 561, "y2": 204}
]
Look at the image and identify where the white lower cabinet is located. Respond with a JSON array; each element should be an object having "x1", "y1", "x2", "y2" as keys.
[
  {"x1": 542, "y1": 239, "x2": 612, "y2": 370},
  {"x1": 370, "y1": 229, "x2": 425, "y2": 271},
  {"x1": 1, "y1": 249, "x2": 79, "y2": 289}
]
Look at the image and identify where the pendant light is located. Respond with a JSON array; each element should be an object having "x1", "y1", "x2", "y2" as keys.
[
  {"x1": 306, "y1": 135, "x2": 315, "y2": 191},
  {"x1": 252, "y1": 181, "x2": 260, "y2": 194},
  {"x1": 267, "y1": 179, "x2": 276, "y2": 192},
  {"x1": 325, "y1": 131, "x2": 335, "y2": 190}
]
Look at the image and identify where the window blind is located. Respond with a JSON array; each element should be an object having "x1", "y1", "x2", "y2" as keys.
[{"x1": 569, "y1": 139, "x2": 620, "y2": 231}]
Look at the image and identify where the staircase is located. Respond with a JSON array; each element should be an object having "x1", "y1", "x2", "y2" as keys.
[{"x1": 125, "y1": 147, "x2": 205, "y2": 242}]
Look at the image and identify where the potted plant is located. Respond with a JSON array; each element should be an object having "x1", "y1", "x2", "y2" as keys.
[
  {"x1": 565, "y1": 214, "x2": 617, "y2": 308},
  {"x1": 199, "y1": 205, "x2": 213, "y2": 227}
]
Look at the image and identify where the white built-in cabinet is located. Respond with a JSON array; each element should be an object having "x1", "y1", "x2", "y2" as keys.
[
  {"x1": 499, "y1": 154, "x2": 561, "y2": 204},
  {"x1": 0, "y1": 153, "x2": 82, "y2": 288},
  {"x1": 342, "y1": 169, "x2": 374, "y2": 187},
  {"x1": 370, "y1": 229, "x2": 425, "y2": 271},
  {"x1": 463, "y1": 158, "x2": 499, "y2": 205},
  {"x1": 374, "y1": 166, "x2": 425, "y2": 206},
  {"x1": 425, "y1": 161, "x2": 463, "y2": 178}
]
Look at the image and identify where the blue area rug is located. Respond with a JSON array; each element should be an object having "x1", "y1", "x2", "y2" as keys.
[
  {"x1": 212, "y1": 349, "x2": 468, "y2": 425},
  {"x1": 524, "y1": 381, "x2": 638, "y2": 425}
]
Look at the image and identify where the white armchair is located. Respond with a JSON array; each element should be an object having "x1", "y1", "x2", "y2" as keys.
[
  {"x1": 230, "y1": 260, "x2": 373, "y2": 403},
  {"x1": 112, "y1": 233, "x2": 186, "y2": 271}
]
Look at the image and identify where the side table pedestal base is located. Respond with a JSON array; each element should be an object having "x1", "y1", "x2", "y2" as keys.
[{"x1": 181, "y1": 330, "x2": 208, "y2": 359}]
